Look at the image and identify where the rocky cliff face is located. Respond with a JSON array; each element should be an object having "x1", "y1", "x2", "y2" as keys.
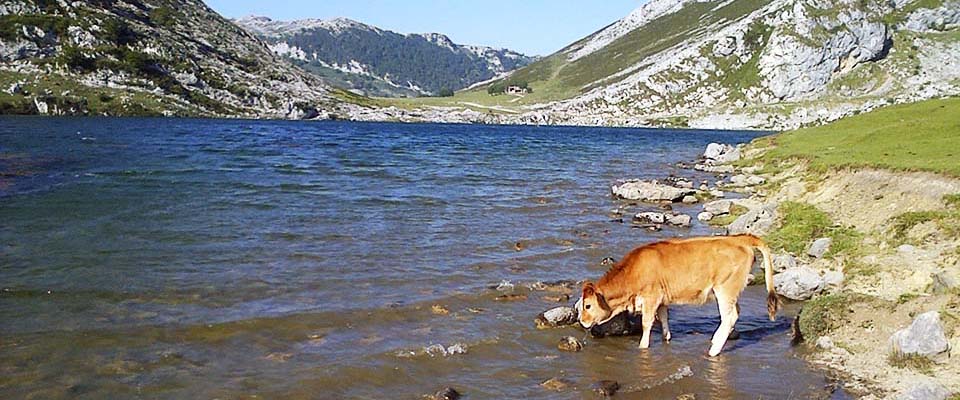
[
  {"x1": 433, "y1": 0, "x2": 960, "y2": 130},
  {"x1": 235, "y1": 16, "x2": 535, "y2": 97},
  {"x1": 0, "y1": 0, "x2": 345, "y2": 118}
]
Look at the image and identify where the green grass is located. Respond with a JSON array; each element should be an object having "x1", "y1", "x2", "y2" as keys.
[
  {"x1": 760, "y1": 97, "x2": 960, "y2": 176},
  {"x1": 0, "y1": 71, "x2": 202, "y2": 117},
  {"x1": 798, "y1": 293, "x2": 856, "y2": 339},
  {"x1": 844, "y1": 258, "x2": 880, "y2": 279},
  {"x1": 888, "y1": 353, "x2": 935, "y2": 375},
  {"x1": 888, "y1": 194, "x2": 960, "y2": 242},
  {"x1": 765, "y1": 202, "x2": 862, "y2": 257},
  {"x1": 708, "y1": 204, "x2": 749, "y2": 226}
]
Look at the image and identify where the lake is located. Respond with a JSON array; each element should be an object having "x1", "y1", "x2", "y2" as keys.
[{"x1": 0, "y1": 117, "x2": 841, "y2": 398}]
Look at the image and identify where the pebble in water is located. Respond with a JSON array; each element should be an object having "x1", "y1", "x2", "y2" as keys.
[
  {"x1": 430, "y1": 387, "x2": 461, "y2": 400},
  {"x1": 540, "y1": 377, "x2": 572, "y2": 391},
  {"x1": 557, "y1": 336, "x2": 583, "y2": 352},
  {"x1": 592, "y1": 380, "x2": 619, "y2": 396}
]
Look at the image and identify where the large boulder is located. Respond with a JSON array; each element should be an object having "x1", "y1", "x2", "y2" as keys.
[
  {"x1": 704, "y1": 199, "x2": 732, "y2": 215},
  {"x1": 727, "y1": 204, "x2": 777, "y2": 235},
  {"x1": 807, "y1": 238, "x2": 833, "y2": 258},
  {"x1": 773, "y1": 266, "x2": 824, "y2": 300},
  {"x1": 667, "y1": 214, "x2": 692, "y2": 227},
  {"x1": 703, "y1": 143, "x2": 741, "y2": 163},
  {"x1": 898, "y1": 381, "x2": 951, "y2": 400},
  {"x1": 612, "y1": 180, "x2": 695, "y2": 202},
  {"x1": 890, "y1": 311, "x2": 951, "y2": 361}
]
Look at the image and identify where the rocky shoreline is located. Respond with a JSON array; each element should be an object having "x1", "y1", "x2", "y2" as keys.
[
  {"x1": 526, "y1": 139, "x2": 959, "y2": 399},
  {"x1": 684, "y1": 141, "x2": 960, "y2": 399}
]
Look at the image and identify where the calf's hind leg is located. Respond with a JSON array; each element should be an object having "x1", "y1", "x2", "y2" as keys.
[{"x1": 657, "y1": 304, "x2": 671, "y2": 342}]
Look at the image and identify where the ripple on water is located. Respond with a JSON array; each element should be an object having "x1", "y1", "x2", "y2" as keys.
[{"x1": 0, "y1": 119, "x2": 842, "y2": 399}]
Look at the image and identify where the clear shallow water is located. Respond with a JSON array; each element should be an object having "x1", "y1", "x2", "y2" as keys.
[{"x1": 0, "y1": 117, "x2": 839, "y2": 398}]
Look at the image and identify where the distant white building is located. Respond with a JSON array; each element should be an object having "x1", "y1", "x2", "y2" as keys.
[{"x1": 505, "y1": 85, "x2": 528, "y2": 95}]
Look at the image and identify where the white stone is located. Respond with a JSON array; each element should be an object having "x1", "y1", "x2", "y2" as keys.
[
  {"x1": 890, "y1": 311, "x2": 950, "y2": 360},
  {"x1": 773, "y1": 266, "x2": 824, "y2": 300},
  {"x1": 612, "y1": 180, "x2": 695, "y2": 202}
]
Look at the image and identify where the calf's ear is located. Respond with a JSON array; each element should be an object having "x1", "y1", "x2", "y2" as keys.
[
  {"x1": 581, "y1": 282, "x2": 596, "y2": 297},
  {"x1": 596, "y1": 291, "x2": 611, "y2": 311}
]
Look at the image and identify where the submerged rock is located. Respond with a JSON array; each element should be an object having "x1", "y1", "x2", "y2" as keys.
[
  {"x1": 557, "y1": 336, "x2": 584, "y2": 352},
  {"x1": 430, "y1": 387, "x2": 461, "y2": 400},
  {"x1": 592, "y1": 380, "x2": 620, "y2": 396},
  {"x1": 494, "y1": 294, "x2": 527, "y2": 302},
  {"x1": 535, "y1": 306, "x2": 578, "y2": 329},
  {"x1": 890, "y1": 311, "x2": 950, "y2": 361},
  {"x1": 541, "y1": 377, "x2": 573, "y2": 391},
  {"x1": 589, "y1": 312, "x2": 635, "y2": 337}
]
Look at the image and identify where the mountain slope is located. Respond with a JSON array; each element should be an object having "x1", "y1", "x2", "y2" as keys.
[
  {"x1": 235, "y1": 16, "x2": 536, "y2": 97},
  {"x1": 387, "y1": 0, "x2": 960, "y2": 129},
  {"x1": 0, "y1": 0, "x2": 345, "y2": 118}
]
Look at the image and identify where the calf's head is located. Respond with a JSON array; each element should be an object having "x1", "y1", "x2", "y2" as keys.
[{"x1": 576, "y1": 282, "x2": 612, "y2": 329}]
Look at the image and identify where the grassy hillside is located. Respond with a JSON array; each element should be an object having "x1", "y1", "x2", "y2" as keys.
[
  {"x1": 0, "y1": 0, "x2": 339, "y2": 118},
  {"x1": 384, "y1": 0, "x2": 769, "y2": 110},
  {"x1": 758, "y1": 97, "x2": 960, "y2": 176}
]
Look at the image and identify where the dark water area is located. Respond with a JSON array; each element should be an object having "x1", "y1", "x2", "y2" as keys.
[{"x1": 0, "y1": 117, "x2": 842, "y2": 399}]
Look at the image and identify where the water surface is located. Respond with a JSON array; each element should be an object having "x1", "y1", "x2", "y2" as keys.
[{"x1": 0, "y1": 117, "x2": 837, "y2": 398}]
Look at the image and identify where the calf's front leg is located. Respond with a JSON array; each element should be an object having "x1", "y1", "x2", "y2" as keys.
[{"x1": 638, "y1": 299, "x2": 660, "y2": 349}]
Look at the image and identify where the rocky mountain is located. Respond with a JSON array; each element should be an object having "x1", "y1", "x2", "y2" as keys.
[
  {"x1": 0, "y1": 0, "x2": 348, "y2": 118},
  {"x1": 428, "y1": 0, "x2": 960, "y2": 129},
  {"x1": 235, "y1": 16, "x2": 536, "y2": 97}
]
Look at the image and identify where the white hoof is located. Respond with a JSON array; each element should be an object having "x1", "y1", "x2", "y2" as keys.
[{"x1": 708, "y1": 346, "x2": 722, "y2": 357}]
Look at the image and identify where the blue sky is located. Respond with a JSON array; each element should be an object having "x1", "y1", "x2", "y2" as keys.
[{"x1": 206, "y1": 0, "x2": 645, "y2": 56}]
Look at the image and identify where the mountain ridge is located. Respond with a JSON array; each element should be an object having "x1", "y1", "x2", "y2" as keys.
[
  {"x1": 234, "y1": 15, "x2": 536, "y2": 97},
  {"x1": 0, "y1": 0, "x2": 349, "y2": 118},
  {"x1": 373, "y1": 0, "x2": 960, "y2": 130}
]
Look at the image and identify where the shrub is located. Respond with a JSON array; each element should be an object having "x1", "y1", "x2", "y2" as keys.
[
  {"x1": 59, "y1": 46, "x2": 96, "y2": 72},
  {"x1": 102, "y1": 18, "x2": 138, "y2": 46},
  {"x1": 149, "y1": 6, "x2": 176, "y2": 27},
  {"x1": 437, "y1": 88, "x2": 454, "y2": 97}
]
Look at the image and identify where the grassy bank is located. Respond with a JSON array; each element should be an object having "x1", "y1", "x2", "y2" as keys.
[
  {"x1": 756, "y1": 96, "x2": 960, "y2": 176},
  {"x1": 738, "y1": 96, "x2": 960, "y2": 396}
]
